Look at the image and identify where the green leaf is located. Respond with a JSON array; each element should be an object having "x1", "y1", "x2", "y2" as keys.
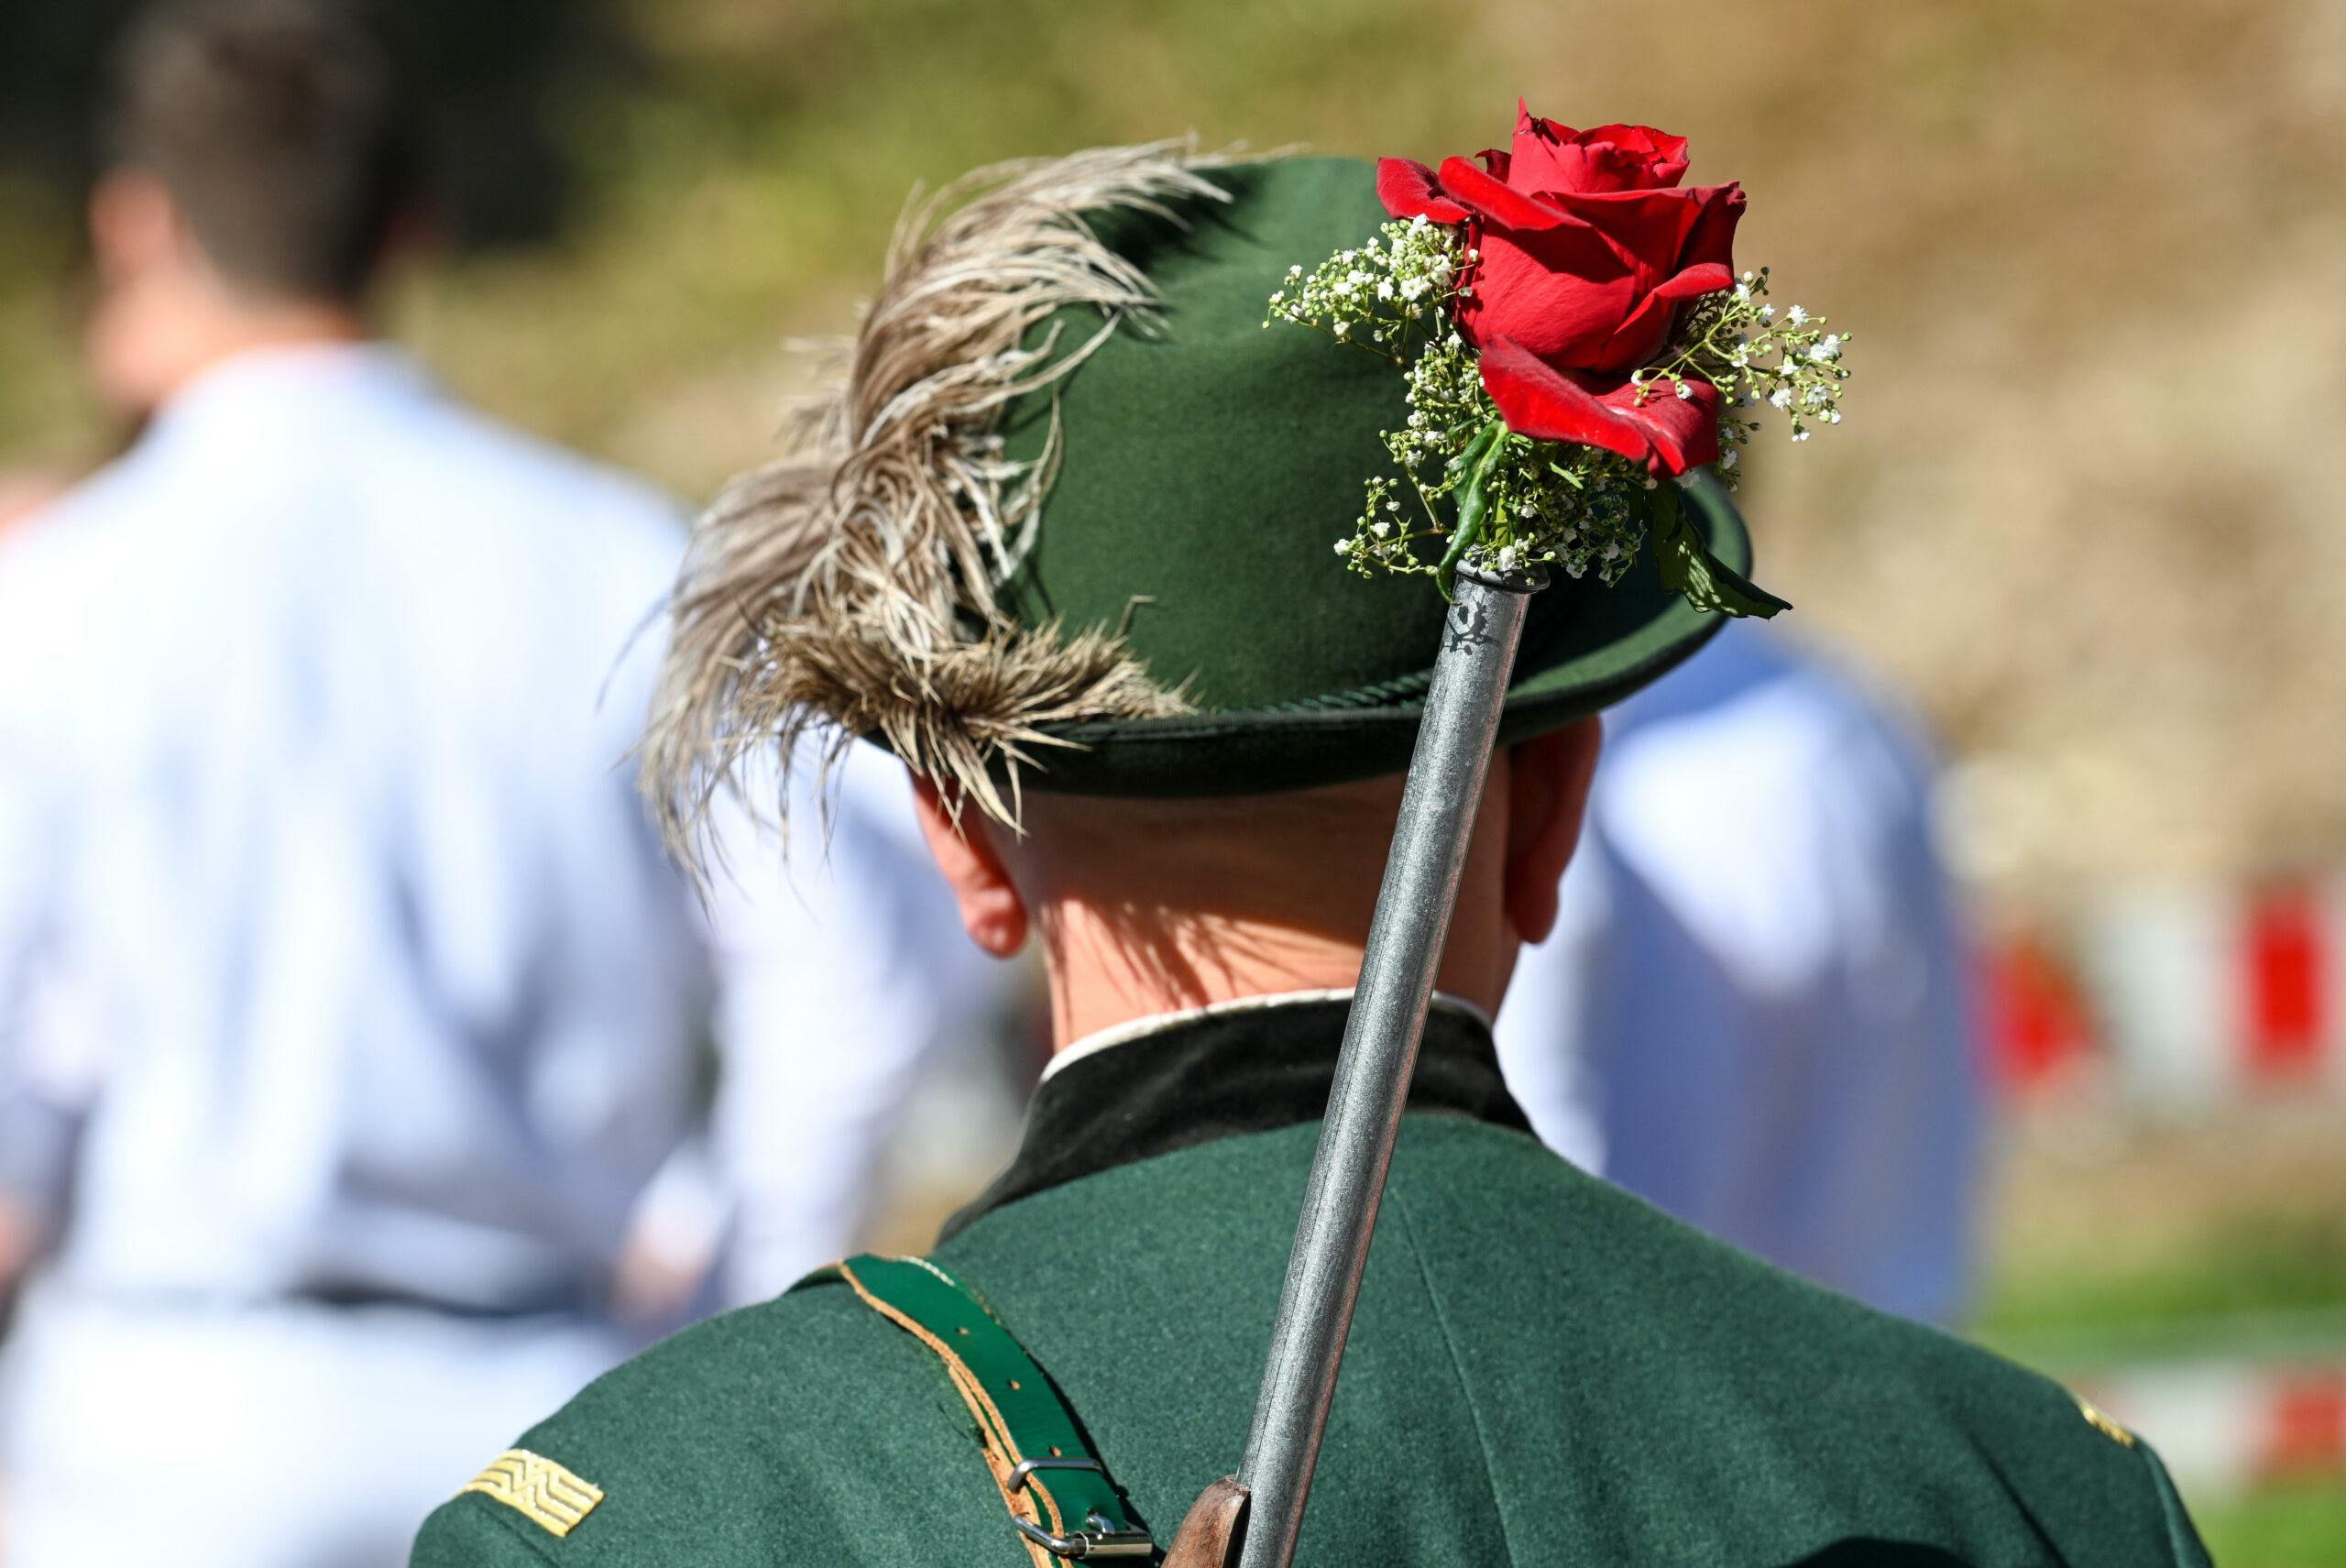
[
  {"x1": 1650, "y1": 478, "x2": 1792, "y2": 619},
  {"x1": 1434, "y1": 418, "x2": 1509, "y2": 601}
]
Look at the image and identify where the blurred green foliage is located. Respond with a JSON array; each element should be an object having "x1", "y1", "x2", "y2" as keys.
[
  {"x1": 1974, "y1": 1124, "x2": 2346, "y2": 1563},
  {"x1": 2194, "y1": 1480, "x2": 2346, "y2": 1568},
  {"x1": 1978, "y1": 1212, "x2": 2346, "y2": 1364}
]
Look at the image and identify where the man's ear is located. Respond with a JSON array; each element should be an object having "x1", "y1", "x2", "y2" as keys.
[
  {"x1": 1501, "y1": 718, "x2": 1603, "y2": 947},
  {"x1": 910, "y1": 773, "x2": 1030, "y2": 959},
  {"x1": 88, "y1": 169, "x2": 186, "y2": 285}
]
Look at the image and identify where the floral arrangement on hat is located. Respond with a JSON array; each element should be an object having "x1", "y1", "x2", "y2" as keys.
[{"x1": 1268, "y1": 103, "x2": 1848, "y2": 612}]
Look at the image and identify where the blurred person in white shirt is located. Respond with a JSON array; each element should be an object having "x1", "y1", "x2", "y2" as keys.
[
  {"x1": 1493, "y1": 620, "x2": 1981, "y2": 1327},
  {"x1": 0, "y1": 470, "x2": 71, "y2": 538},
  {"x1": 0, "y1": 5, "x2": 992, "y2": 1564}
]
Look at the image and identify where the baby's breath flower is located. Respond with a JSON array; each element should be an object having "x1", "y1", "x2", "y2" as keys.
[{"x1": 1272, "y1": 220, "x2": 1847, "y2": 595}]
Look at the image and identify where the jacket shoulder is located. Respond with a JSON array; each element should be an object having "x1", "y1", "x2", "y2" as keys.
[
  {"x1": 937, "y1": 1116, "x2": 2209, "y2": 1568},
  {"x1": 1388, "y1": 1118, "x2": 2212, "y2": 1568},
  {"x1": 410, "y1": 1281, "x2": 1023, "y2": 1567}
]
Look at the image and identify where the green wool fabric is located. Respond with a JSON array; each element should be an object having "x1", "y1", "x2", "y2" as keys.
[
  {"x1": 987, "y1": 158, "x2": 1742, "y2": 796},
  {"x1": 413, "y1": 1114, "x2": 2206, "y2": 1567}
]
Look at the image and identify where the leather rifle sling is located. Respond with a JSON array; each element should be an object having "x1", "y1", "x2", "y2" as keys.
[{"x1": 798, "y1": 1255, "x2": 1154, "y2": 1563}]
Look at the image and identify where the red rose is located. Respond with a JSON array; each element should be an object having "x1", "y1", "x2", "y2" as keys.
[{"x1": 1377, "y1": 104, "x2": 1743, "y2": 477}]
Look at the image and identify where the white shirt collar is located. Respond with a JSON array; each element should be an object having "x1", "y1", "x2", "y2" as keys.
[
  {"x1": 1040, "y1": 987, "x2": 1496, "y2": 1081},
  {"x1": 150, "y1": 341, "x2": 430, "y2": 439}
]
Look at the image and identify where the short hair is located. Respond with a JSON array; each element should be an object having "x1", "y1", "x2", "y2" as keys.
[{"x1": 107, "y1": 1, "x2": 411, "y2": 304}]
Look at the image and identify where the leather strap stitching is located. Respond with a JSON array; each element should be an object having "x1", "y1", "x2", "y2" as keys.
[{"x1": 834, "y1": 1259, "x2": 1070, "y2": 1564}]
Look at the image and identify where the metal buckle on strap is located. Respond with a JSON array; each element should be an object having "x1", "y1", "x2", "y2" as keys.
[
  {"x1": 1010, "y1": 1512, "x2": 1156, "y2": 1559},
  {"x1": 1005, "y1": 1459, "x2": 1154, "y2": 1559}
]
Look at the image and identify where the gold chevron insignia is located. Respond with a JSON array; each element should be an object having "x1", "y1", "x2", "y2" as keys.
[
  {"x1": 460, "y1": 1448, "x2": 606, "y2": 1538},
  {"x1": 2075, "y1": 1398, "x2": 2136, "y2": 1448}
]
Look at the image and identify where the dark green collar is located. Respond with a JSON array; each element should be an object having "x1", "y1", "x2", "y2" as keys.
[{"x1": 940, "y1": 993, "x2": 1535, "y2": 1242}]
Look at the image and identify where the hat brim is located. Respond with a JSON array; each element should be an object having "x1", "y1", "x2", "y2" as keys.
[{"x1": 999, "y1": 470, "x2": 1749, "y2": 797}]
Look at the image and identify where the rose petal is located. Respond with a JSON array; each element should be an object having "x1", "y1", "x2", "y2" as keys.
[
  {"x1": 1437, "y1": 156, "x2": 1586, "y2": 233},
  {"x1": 1505, "y1": 102, "x2": 1585, "y2": 195},
  {"x1": 1507, "y1": 106, "x2": 1693, "y2": 195},
  {"x1": 1649, "y1": 262, "x2": 1733, "y2": 302},
  {"x1": 1680, "y1": 181, "x2": 1746, "y2": 271},
  {"x1": 1480, "y1": 336, "x2": 1721, "y2": 477},
  {"x1": 1594, "y1": 261, "x2": 1735, "y2": 369},
  {"x1": 1456, "y1": 223, "x2": 1637, "y2": 361},
  {"x1": 1573, "y1": 124, "x2": 1690, "y2": 190},
  {"x1": 1376, "y1": 158, "x2": 1473, "y2": 225},
  {"x1": 1486, "y1": 188, "x2": 1718, "y2": 370},
  {"x1": 1481, "y1": 342, "x2": 1651, "y2": 463},
  {"x1": 1605, "y1": 262, "x2": 1736, "y2": 375},
  {"x1": 1619, "y1": 376, "x2": 1723, "y2": 475}
]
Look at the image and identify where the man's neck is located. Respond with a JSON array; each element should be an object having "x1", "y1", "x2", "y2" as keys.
[
  {"x1": 1032, "y1": 898, "x2": 1511, "y2": 1054},
  {"x1": 1035, "y1": 904, "x2": 1366, "y2": 1051},
  {"x1": 92, "y1": 265, "x2": 370, "y2": 418},
  {"x1": 159, "y1": 305, "x2": 370, "y2": 405}
]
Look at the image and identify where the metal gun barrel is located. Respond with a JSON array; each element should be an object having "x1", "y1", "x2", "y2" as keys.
[{"x1": 1234, "y1": 566, "x2": 1542, "y2": 1568}]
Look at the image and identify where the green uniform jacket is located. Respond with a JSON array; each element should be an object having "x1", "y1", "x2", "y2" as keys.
[{"x1": 413, "y1": 996, "x2": 2209, "y2": 1568}]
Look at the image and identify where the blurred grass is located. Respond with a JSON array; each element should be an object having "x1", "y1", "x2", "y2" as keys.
[
  {"x1": 1976, "y1": 1102, "x2": 2346, "y2": 1354},
  {"x1": 1976, "y1": 1212, "x2": 2346, "y2": 1366},
  {"x1": 1973, "y1": 1103, "x2": 2346, "y2": 1564},
  {"x1": 2193, "y1": 1480, "x2": 2346, "y2": 1568}
]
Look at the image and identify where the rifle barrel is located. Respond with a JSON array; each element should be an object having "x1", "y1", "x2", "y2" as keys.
[{"x1": 1233, "y1": 566, "x2": 1542, "y2": 1568}]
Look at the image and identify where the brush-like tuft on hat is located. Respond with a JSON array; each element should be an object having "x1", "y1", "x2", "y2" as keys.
[{"x1": 644, "y1": 142, "x2": 1230, "y2": 855}]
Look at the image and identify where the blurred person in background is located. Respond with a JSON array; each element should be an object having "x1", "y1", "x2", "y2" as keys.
[
  {"x1": 0, "y1": 4, "x2": 992, "y2": 1564},
  {"x1": 1494, "y1": 619, "x2": 1979, "y2": 1325},
  {"x1": 0, "y1": 470, "x2": 72, "y2": 538}
]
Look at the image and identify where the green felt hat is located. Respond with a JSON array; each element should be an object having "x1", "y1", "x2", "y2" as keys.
[
  {"x1": 994, "y1": 157, "x2": 1744, "y2": 797},
  {"x1": 648, "y1": 148, "x2": 1747, "y2": 831}
]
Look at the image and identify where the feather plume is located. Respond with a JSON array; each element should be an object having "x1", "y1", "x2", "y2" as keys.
[{"x1": 643, "y1": 140, "x2": 1231, "y2": 868}]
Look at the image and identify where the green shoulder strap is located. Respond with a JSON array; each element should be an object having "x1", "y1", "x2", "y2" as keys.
[{"x1": 797, "y1": 1254, "x2": 1154, "y2": 1563}]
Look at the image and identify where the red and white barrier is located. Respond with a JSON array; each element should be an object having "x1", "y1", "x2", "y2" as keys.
[
  {"x1": 1985, "y1": 881, "x2": 2346, "y2": 1103},
  {"x1": 2081, "y1": 1359, "x2": 2346, "y2": 1495}
]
